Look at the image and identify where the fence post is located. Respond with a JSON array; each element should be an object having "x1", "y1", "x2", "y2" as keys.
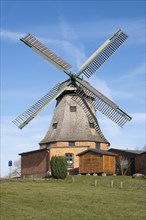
[
  {"x1": 94, "y1": 179, "x2": 97, "y2": 187},
  {"x1": 111, "y1": 180, "x2": 114, "y2": 188},
  {"x1": 120, "y1": 181, "x2": 123, "y2": 189}
]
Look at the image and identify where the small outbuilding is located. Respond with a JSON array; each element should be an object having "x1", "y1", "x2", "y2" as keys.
[
  {"x1": 109, "y1": 148, "x2": 146, "y2": 175},
  {"x1": 77, "y1": 149, "x2": 117, "y2": 174},
  {"x1": 19, "y1": 148, "x2": 50, "y2": 178}
]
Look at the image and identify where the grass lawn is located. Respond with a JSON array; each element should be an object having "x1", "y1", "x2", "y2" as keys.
[{"x1": 0, "y1": 176, "x2": 146, "y2": 220}]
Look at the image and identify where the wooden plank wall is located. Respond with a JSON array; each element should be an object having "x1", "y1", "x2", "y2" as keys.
[
  {"x1": 103, "y1": 155, "x2": 115, "y2": 174},
  {"x1": 79, "y1": 152, "x2": 103, "y2": 173},
  {"x1": 79, "y1": 153, "x2": 115, "y2": 174}
]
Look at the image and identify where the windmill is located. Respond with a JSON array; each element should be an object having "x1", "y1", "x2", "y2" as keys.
[{"x1": 13, "y1": 29, "x2": 132, "y2": 148}]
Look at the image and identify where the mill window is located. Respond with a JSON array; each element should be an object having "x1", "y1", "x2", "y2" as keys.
[
  {"x1": 89, "y1": 122, "x2": 95, "y2": 128},
  {"x1": 46, "y1": 143, "x2": 50, "y2": 149},
  {"x1": 96, "y1": 142, "x2": 100, "y2": 149},
  {"x1": 66, "y1": 153, "x2": 74, "y2": 167},
  {"x1": 52, "y1": 123, "x2": 57, "y2": 129},
  {"x1": 69, "y1": 141, "x2": 75, "y2": 146},
  {"x1": 70, "y1": 106, "x2": 76, "y2": 112}
]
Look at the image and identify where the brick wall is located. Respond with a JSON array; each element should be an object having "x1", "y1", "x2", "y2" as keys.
[
  {"x1": 40, "y1": 141, "x2": 108, "y2": 150},
  {"x1": 50, "y1": 146, "x2": 89, "y2": 174},
  {"x1": 100, "y1": 143, "x2": 109, "y2": 150},
  {"x1": 21, "y1": 149, "x2": 49, "y2": 178}
]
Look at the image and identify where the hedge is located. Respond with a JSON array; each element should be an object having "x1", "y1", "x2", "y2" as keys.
[{"x1": 51, "y1": 156, "x2": 68, "y2": 179}]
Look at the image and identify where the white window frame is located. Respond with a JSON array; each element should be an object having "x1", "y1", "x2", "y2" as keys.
[{"x1": 65, "y1": 153, "x2": 74, "y2": 167}]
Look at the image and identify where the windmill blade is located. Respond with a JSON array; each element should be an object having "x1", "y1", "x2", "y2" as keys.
[
  {"x1": 75, "y1": 78, "x2": 132, "y2": 127},
  {"x1": 13, "y1": 80, "x2": 71, "y2": 129},
  {"x1": 77, "y1": 29, "x2": 128, "y2": 78},
  {"x1": 20, "y1": 34, "x2": 72, "y2": 73}
]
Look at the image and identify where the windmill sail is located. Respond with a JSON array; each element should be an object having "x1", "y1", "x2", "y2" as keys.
[
  {"x1": 13, "y1": 29, "x2": 132, "y2": 129},
  {"x1": 20, "y1": 34, "x2": 72, "y2": 72},
  {"x1": 75, "y1": 78, "x2": 132, "y2": 127},
  {"x1": 13, "y1": 81, "x2": 71, "y2": 129},
  {"x1": 77, "y1": 29, "x2": 128, "y2": 78}
]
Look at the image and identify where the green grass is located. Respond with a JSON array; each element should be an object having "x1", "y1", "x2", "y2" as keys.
[{"x1": 0, "y1": 176, "x2": 146, "y2": 220}]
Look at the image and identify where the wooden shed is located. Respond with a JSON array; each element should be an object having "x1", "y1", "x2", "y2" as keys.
[
  {"x1": 109, "y1": 148, "x2": 146, "y2": 175},
  {"x1": 135, "y1": 151, "x2": 146, "y2": 175},
  {"x1": 77, "y1": 149, "x2": 117, "y2": 174}
]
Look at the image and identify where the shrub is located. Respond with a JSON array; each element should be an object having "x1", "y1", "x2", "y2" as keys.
[{"x1": 51, "y1": 156, "x2": 68, "y2": 179}]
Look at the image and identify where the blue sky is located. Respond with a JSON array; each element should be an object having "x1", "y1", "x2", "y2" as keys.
[{"x1": 1, "y1": 0, "x2": 145, "y2": 177}]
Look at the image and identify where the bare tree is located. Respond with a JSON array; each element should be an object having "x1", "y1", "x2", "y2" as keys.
[
  {"x1": 142, "y1": 144, "x2": 146, "y2": 151},
  {"x1": 116, "y1": 154, "x2": 132, "y2": 176},
  {"x1": 11, "y1": 158, "x2": 21, "y2": 177}
]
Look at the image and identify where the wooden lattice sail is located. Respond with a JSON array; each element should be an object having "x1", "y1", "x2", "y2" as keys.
[{"x1": 13, "y1": 29, "x2": 132, "y2": 131}]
